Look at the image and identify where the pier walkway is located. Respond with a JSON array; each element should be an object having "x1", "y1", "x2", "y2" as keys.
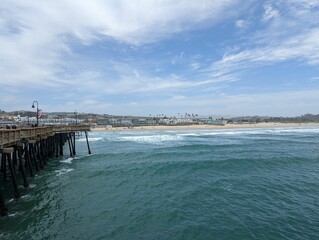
[
  {"x1": 0, "y1": 125, "x2": 90, "y2": 149},
  {"x1": 0, "y1": 125, "x2": 91, "y2": 217}
]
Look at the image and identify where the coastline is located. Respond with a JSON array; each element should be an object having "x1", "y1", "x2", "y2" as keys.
[{"x1": 91, "y1": 122, "x2": 319, "y2": 132}]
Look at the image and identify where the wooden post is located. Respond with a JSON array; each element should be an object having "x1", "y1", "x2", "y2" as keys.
[
  {"x1": 35, "y1": 141, "x2": 43, "y2": 169},
  {"x1": 0, "y1": 189, "x2": 8, "y2": 217},
  {"x1": 13, "y1": 148, "x2": 18, "y2": 169},
  {"x1": 2, "y1": 153, "x2": 7, "y2": 181},
  {"x1": 0, "y1": 152, "x2": 5, "y2": 175},
  {"x1": 17, "y1": 143, "x2": 29, "y2": 188},
  {"x1": 24, "y1": 143, "x2": 34, "y2": 177},
  {"x1": 59, "y1": 134, "x2": 64, "y2": 156},
  {"x1": 67, "y1": 134, "x2": 73, "y2": 157},
  {"x1": 72, "y1": 132, "x2": 76, "y2": 156},
  {"x1": 4, "y1": 148, "x2": 20, "y2": 198},
  {"x1": 43, "y1": 138, "x2": 49, "y2": 162},
  {"x1": 55, "y1": 135, "x2": 59, "y2": 158},
  {"x1": 85, "y1": 131, "x2": 91, "y2": 154},
  {"x1": 29, "y1": 141, "x2": 40, "y2": 172}
]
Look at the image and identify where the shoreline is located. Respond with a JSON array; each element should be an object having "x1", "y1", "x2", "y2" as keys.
[{"x1": 91, "y1": 122, "x2": 319, "y2": 132}]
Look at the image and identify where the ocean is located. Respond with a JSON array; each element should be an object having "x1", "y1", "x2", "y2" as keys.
[{"x1": 1, "y1": 126, "x2": 319, "y2": 239}]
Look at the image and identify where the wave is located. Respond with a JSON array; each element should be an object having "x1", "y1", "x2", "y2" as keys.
[
  {"x1": 179, "y1": 127, "x2": 319, "y2": 137},
  {"x1": 60, "y1": 157, "x2": 73, "y2": 164},
  {"x1": 55, "y1": 168, "x2": 74, "y2": 176},
  {"x1": 75, "y1": 126, "x2": 319, "y2": 146},
  {"x1": 77, "y1": 137, "x2": 103, "y2": 142},
  {"x1": 118, "y1": 134, "x2": 183, "y2": 144}
]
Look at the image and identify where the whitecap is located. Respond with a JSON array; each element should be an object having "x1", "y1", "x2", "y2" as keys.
[
  {"x1": 7, "y1": 212, "x2": 19, "y2": 217},
  {"x1": 77, "y1": 137, "x2": 103, "y2": 142},
  {"x1": 20, "y1": 194, "x2": 31, "y2": 200},
  {"x1": 119, "y1": 134, "x2": 183, "y2": 144},
  {"x1": 55, "y1": 168, "x2": 74, "y2": 176},
  {"x1": 60, "y1": 157, "x2": 73, "y2": 164},
  {"x1": 7, "y1": 198, "x2": 15, "y2": 203},
  {"x1": 180, "y1": 127, "x2": 319, "y2": 137}
]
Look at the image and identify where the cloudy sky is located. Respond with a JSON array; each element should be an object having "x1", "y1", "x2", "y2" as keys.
[{"x1": 1, "y1": 0, "x2": 319, "y2": 116}]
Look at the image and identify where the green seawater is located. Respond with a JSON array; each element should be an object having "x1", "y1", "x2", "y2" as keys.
[{"x1": 1, "y1": 127, "x2": 319, "y2": 239}]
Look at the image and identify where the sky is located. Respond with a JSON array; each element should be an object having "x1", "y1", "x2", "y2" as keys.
[{"x1": 1, "y1": 0, "x2": 319, "y2": 117}]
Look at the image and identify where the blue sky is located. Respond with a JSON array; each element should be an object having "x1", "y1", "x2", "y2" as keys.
[{"x1": 1, "y1": 0, "x2": 319, "y2": 116}]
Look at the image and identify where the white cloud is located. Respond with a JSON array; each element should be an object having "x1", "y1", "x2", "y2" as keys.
[
  {"x1": 262, "y1": 3, "x2": 280, "y2": 22},
  {"x1": 206, "y1": 0, "x2": 319, "y2": 82},
  {"x1": 190, "y1": 63, "x2": 201, "y2": 70},
  {"x1": 0, "y1": 0, "x2": 247, "y2": 91},
  {"x1": 235, "y1": 19, "x2": 249, "y2": 29}
]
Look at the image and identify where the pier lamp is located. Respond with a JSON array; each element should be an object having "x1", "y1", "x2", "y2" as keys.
[{"x1": 32, "y1": 101, "x2": 39, "y2": 126}]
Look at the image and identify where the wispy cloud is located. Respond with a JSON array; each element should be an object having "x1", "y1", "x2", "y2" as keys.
[
  {"x1": 204, "y1": 0, "x2": 319, "y2": 84},
  {"x1": 262, "y1": 3, "x2": 280, "y2": 22},
  {"x1": 0, "y1": 0, "x2": 248, "y2": 91},
  {"x1": 235, "y1": 19, "x2": 249, "y2": 29}
]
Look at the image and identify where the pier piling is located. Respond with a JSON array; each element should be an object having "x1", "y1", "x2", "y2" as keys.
[
  {"x1": 3, "y1": 148, "x2": 20, "y2": 198},
  {"x1": 0, "y1": 188, "x2": 8, "y2": 217},
  {"x1": 67, "y1": 134, "x2": 73, "y2": 157},
  {"x1": 85, "y1": 131, "x2": 91, "y2": 154},
  {"x1": 24, "y1": 143, "x2": 34, "y2": 177},
  {"x1": 17, "y1": 144, "x2": 29, "y2": 188}
]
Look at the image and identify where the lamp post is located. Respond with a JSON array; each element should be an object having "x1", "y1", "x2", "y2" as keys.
[
  {"x1": 31, "y1": 101, "x2": 39, "y2": 126},
  {"x1": 74, "y1": 110, "x2": 78, "y2": 125}
]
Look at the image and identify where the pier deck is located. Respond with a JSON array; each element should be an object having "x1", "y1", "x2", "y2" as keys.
[{"x1": 0, "y1": 125, "x2": 90, "y2": 149}]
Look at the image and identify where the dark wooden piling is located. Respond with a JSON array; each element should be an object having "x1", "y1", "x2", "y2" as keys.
[
  {"x1": 17, "y1": 144, "x2": 29, "y2": 188},
  {"x1": 3, "y1": 148, "x2": 20, "y2": 198},
  {"x1": 59, "y1": 134, "x2": 64, "y2": 156},
  {"x1": 69, "y1": 132, "x2": 76, "y2": 156},
  {"x1": 2, "y1": 153, "x2": 7, "y2": 181},
  {"x1": 85, "y1": 131, "x2": 91, "y2": 154},
  {"x1": 0, "y1": 188, "x2": 8, "y2": 217},
  {"x1": 55, "y1": 135, "x2": 59, "y2": 158},
  {"x1": 67, "y1": 134, "x2": 73, "y2": 157},
  {"x1": 29, "y1": 140, "x2": 40, "y2": 172},
  {"x1": 72, "y1": 132, "x2": 76, "y2": 155},
  {"x1": 24, "y1": 143, "x2": 34, "y2": 177},
  {"x1": 1, "y1": 152, "x2": 6, "y2": 180}
]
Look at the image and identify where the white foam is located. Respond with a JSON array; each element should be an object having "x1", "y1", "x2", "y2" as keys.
[
  {"x1": 7, "y1": 198, "x2": 15, "y2": 203},
  {"x1": 119, "y1": 134, "x2": 183, "y2": 144},
  {"x1": 180, "y1": 127, "x2": 319, "y2": 137},
  {"x1": 55, "y1": 168, "x2": 74, "y2": 176},
  {"x1": 60, "y1": 157, "x2": 73, "y2": 164},
  {"x1": 77, "y1": 137, "x2": 103, "y2": 142},
  {"x1": 7, "y1": 212, "x2": 19, "y2": 217},
  {"x1": 20, "y1": 194, "x2": 31, "y2": 200}
]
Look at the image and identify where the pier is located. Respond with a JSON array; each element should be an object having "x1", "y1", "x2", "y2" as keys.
[{"x1": 0, "y1": 125, "x2": 91, "y2": 217}]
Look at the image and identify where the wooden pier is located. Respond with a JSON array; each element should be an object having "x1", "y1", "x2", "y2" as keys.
[{"x1": 0, "y1": 125, "x2": 91, "y2": 217}]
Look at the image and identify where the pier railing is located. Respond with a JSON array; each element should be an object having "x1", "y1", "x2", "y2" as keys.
[{"x1": 0, "y1": 125, "x2": 91, "y2": 149}]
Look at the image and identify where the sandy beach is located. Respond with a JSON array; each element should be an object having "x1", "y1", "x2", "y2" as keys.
[{"x1": 91, "y1": 122, "x2": 319, "y2": 131}]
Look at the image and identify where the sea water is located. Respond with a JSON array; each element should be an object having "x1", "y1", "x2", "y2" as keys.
[{"x1": 1, "y1": 127, "x2": 319, "y2": 239}]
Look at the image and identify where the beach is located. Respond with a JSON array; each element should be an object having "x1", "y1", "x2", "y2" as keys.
[{"x1": 91, "y1": 122, "x2": 319, "y2": 131}]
